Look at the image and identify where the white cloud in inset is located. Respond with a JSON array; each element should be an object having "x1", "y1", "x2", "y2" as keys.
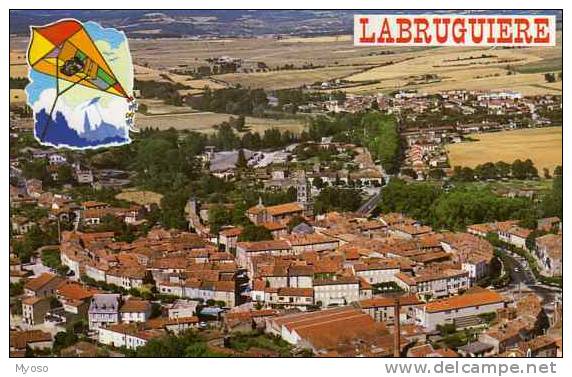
[{"x1": 31, "y1": 87, "x2": 130, "y2": 135}]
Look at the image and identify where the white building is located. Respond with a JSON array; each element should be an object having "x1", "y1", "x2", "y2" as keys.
[
  {"x1": 414, "y1": 289, "x2": 505, "y2": 331},
  {"x1": 88, "y1": 294, "x2": 121, "y2": 330},
  {"x1": 98, "y1": 324, "x2": 164, "y2": 350},
  {"x1": 119, "y1": 299, "x2": 152, "y2": 323},
  {"x1": 313, "y1": 277, "x2": 360, "y2": 307},
  {"x1": 168, "y1": 300, "x2": 199, "y2": 319},
  {"x1": 353, "y1": 261, "x2": 400, "y2": 284},
  {"x1": 396, "y1": 269, "x2": 469, "y2": 299}
]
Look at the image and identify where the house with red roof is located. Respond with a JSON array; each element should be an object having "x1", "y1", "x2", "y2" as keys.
[{"x1": 414, "y1": 289, "x2": 505, "y2": 331}]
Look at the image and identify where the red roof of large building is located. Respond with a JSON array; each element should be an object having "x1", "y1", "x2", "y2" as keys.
[{"x1": 425, "y1": 289, "x2": 504, "y2": 313}]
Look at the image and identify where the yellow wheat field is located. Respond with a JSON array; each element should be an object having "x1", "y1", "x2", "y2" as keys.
[{"x1": 446, "y1": 127, "x2": 562, "y2": 173}]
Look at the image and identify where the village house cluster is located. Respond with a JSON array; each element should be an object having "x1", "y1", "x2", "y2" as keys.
[
  {"x1": 9, "y1": 84, "x2": 561, "y2": 357},
  {"x1": 283, "y1": 89, "x2": 560, "y2": 180},
  {"x1": 10, "y1": 190, "x2": 562, "y2": 356}
]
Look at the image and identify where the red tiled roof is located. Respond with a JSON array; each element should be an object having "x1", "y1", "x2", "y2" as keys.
[
  {"x1": 57, "y1": 282, "x2": 98, "y2": 301},
  {"x1": 266, "y1": 202, "x2": 304, "y2": 216},
  {"x1": 10, "y1": 330, "x2": 52, "y2": 350},
  {"x1": 359, "y1": 294, "x2": 422, "y2": 309},
  {"x1": 220, "y1": 227, "x2": 242, "y2": 237},
  {"x1": 120, "y1": 299, "x2": 151, "y2": 313},
  {"x1": 146, "y1": 316, "x2": 199, "y2": 329},
  {"x1": 277, "y1": 287, "x2": 313, "y2": 297},
  {"x1": 24, "y1": 273, "x2": 63, "y2": 292},
  {"x1": 262, "y1": 222, "x2": 286, "y2": 231},
  {"x1": 426, "y1": 290, "x2": 503, "y2": 313},
  {"x1": 237, "y1": 240, "x2": 291, "y2": 252}
]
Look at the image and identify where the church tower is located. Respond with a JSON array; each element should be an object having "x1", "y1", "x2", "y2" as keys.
[{"x1": 296, "y1": 170, "x2": 313, "y2": 214}]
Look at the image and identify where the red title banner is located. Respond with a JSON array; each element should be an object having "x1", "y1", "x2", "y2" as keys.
[{"x1": 354, "y1": 14, "x2": 556, "y2": 46}]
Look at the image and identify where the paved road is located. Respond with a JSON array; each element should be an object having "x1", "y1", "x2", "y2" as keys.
[
  {"x1": 356, "y1": 170, "x2": 391, "y2": 215},
  {"x1": 357, "y1": 190, "x2": 381, "y2": 214},
  {"x1": 496, "y1": 247, "x2": 561, "y2": 309}
]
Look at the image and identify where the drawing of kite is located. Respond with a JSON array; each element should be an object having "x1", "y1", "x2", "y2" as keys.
[{"x1": 26, "y1": 19, "x2": 137, "y2": 149}]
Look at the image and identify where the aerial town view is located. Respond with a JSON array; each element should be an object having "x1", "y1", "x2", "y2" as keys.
[{"x1": 8, "y1": 10, "x2": 562, "y2": 359}]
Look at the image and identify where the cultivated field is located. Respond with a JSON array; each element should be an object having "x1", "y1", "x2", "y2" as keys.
[
  {"x1": 447, "y1": 127, "x2": 563, "y2": 173},
  {"x1": 134, "y1": 64, "x2": 227, "y2": 90},
  {"x1": 136, "y1": 111, "x2": 233, "y2": 132},
  {"x1": 115, "y1": 190, "x2": 164, "y2": 207},
  {"x1": 348, "y1": 41, "x2": 562, "y2": 95},
  {"x1": 136, "y1": 111, "x2": 307, "y2": 134},
  {"x1": 9, "y1": 31, "x2": 562, "y2": 113},
  {"x1": 343, "y1": 40, "x2": 563, "y2": 96},
  {"x1": 126, "y1": 36, "x2": 415, "y2": 70},
  {"x1": 243, "y1": 117, "x2": 307, "y2": 135},
  {"x1": 10, "y1": 89, "x2": 26, "y2": 104},
  {"x1": 216, "y1": 65, "x2": 371, "y2": 90},
  {"x1": 9, "y1": 51, "x2": 27, "y2": 78}
]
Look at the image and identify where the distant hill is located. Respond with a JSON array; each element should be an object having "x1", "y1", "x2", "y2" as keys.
[{"x1": 9, "y1": 10, "x2": 562, "y2": 38}]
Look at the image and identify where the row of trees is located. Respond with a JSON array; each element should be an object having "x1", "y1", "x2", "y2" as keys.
[
  {"x1": 9, "y1": 77, "x2": 29, "y2": 89},
  {"x1": 452, "y1": 159, "x2": 539, "y2": 181},
  {"x1": 191, "y1": 87, "x2": 268, "y2": 116},
  {"x1": 273, "y1": 88, "x2": 345, "y2": 113},
  {"x1": 134, "y1": 79, "x2": 188, "y2": 106},
  {"x1": 133, "y1": 331, "x2": 225, "y2": 357},
  {"x1": 542, "y1": 166, "x2": 563, "y2": 219},
  {"x1": 378, "y1": 179, "x2": 546, "y2": 231},
  {"x1": 360, "y1": 112, "x2": 400, "y2": 173},
  {"x1": 206, "y1": 123, "x2": 299, "y2": 151},
  {"x1": 133, "y1": 330, "x2": 294, "y2": 357},
  {"x1": 544, "y1": 72, "x2": 562, "y2": 83}
]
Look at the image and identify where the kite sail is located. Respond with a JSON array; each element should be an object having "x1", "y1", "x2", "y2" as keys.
[{"x1": 26, "y1": 19, "x2": 136, "y2": 149}]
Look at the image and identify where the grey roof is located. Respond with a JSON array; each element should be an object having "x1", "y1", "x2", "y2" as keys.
[
  {"x1": 458, "y1": 341, "x2": 494, "y2": 354},
  {"x1": 291, "y1": 222, "x2": 314, "y2": 235},
  {"x1": 89, "y1": 294, "x2": 121, "y2": 313},
  {"x1": 209, "y1": 150, "x2": 254, "y2": 172}
]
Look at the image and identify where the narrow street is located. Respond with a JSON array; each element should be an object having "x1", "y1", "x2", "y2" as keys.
[{"x1": 496, "y1": 247, "x2": 561, "y2": 311}]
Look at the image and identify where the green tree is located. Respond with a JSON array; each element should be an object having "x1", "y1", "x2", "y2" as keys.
[
  {"x1": 22, "y1": 159, "x2": 50, "y2": 181},
  {"x1": 525, "y1": 230, "x2": 545, "y2": 252},
  {"x1": 534, "y1": 309, "x2": 551, "y2": 335},
  {"x1": 262, "y1": 128, "x2": 283, "y2": 149},
  {"x1": 544, "y1": 72, "x2": 556, "y2": 83},
  {"x1": 236, "y1": 149, "x2": 248, "y2": 170},
  {"x1": 238, "y1": 224, "x2": 273, "y2": 242},
  {"x1": 314, "y1": 187, "x2": 363, "y2": 214},
  {"x1": 360, "y1": 112, "x2": 400, "y2": 173},
  {"x1": 312, "y1": 177, "x2": 325, "y2": 190},
  {"x1": 378, "y1": 179, "x2": 441, "y2": 224},
  {"x1": 428, "y1": 168, "x2": 445, "y2": 180},
  {"x1": 542, "y1": 165, "x2": 562, "y2": 218},
  {"x1": 208, "y1": 205, "x2": 232, "y2": 235},
  {"x1": 474, "y1": 162, "x2": 497, "y2": 180},
  {"x1": 53, "y1": 329, "x2": 78, "y2": 353},
  {"x1": 511, "y1": 159, "x2": 538, "y2": 179},
  {"x1": 159, "y1": 189, "x2": 191, "y2": 230},
  {"x1": 452, "y1": 166, "x2": 475, "y2": 181},
  {"x1": 287, "y1": 216, "x2": 306, "y2": 232},
  {"x1": 495, "y1": 161, "x2": 511, "y2": 178}
]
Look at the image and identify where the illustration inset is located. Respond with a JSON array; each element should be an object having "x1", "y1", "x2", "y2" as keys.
[{"x1": 26, "y1": 19, "x2": 136, "y2": 149}]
